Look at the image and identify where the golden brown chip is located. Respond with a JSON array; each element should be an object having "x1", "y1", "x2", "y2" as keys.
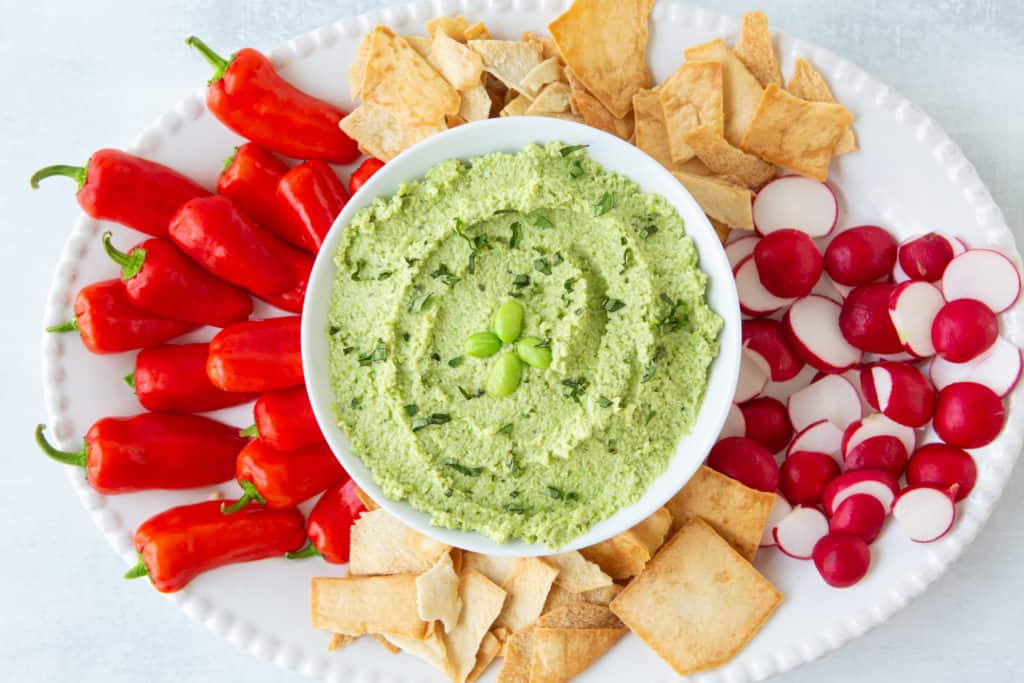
[
  {"x1": 663, "y1": 465, "x2": 774, "y2": 561},
  {"x1": 467, "y1": 631, "x2": 502, "y2": 683},
  {"x1": 311, "y1": 574, "x2": 429, "y2": 639},
  {"x1": 710, "y1": 217, "x2": 732, "y2": 244},
  {"x1": 384, "y1": 630, "x2": 450, "y2": 670},
  {"x1": 530, "y1": 627, "x2": 626, "y2": 683},
  {"x1": 459, "y1": 84, "x2": 492, "y2": 122},
  {"x1": 339, "y1": 105, "x2": 446, "y2": 162},
  {"x1": 402, "y1": 34, "x2": 433, "y2": 59},
  {"x1": 683, "y1": 124, "x2": 776, "y2": 188},
  {"x1": 633, "y1": 88, "x2": 675, "y2": 170},
  {"x1": 349, "y1": 33, "x2": 372, "y2": 100},
  {"x1": 677, "y1": 157, "x2": 712, "y2": 176},
  {"x1": 579, "y1": 583, "x2": 624, "y2": 606},
  {"x1": 734, "y1": 11, "x2": 782, "y2": 88},
  {"x1": 672, "y1": 171, "x2": 754, "y2": 229},
  {"x1": 463, "y1": 22, "x2": 491, "y2": 42},
  {"x1": 658, "y1": 61, "x2": 724, "y2": 162},
  {"x1": 787, "y1": 58, "x2": 857, "y2": 155},
  {"x1": 739, "y1": 83, "x2": 853, "y2": 181},
  {"x1": 462, "y1": 553, "x2": 517, "y2": 586},
  {"x1": 353, "y1": 486, "x2": 379, "y2": 511},
  {"x1": 544, "y1": 551, "x2": 613, "y2": 593},
  {"x1": 567, "y1": 73, "x2": 633, "y2": 140},
  {"x1": 430, "y1": 31, "x2": 484, "y2": 91},
  {"x1": 373, "y1": 634, "x2": 402, "y2": 654},
  {"x1": 685, "y1": 39, "x2": 764, "y2": 147},
  {"x1": 417, "y1": 552, "x2": 462, "y2": 633},
  {"x1": 526, "y1": 82, "x2": 572, "y2": 114},
  {"x1": 349, "y1": 508, "x2": 449, "y2": 575},
  {"x1": 362, "y1": 27, "x2": 460, "y2": 127},
  {"x1": 496, "y1": 626, "x2": 535, "y2": 683},
  {"x1": 548, "y1": 0, "x2": 655, "y2": 118},
  {"x1": 538, "y1": 602, "x2": 624, "y2": 630},
  {"x1": 468, "y1": 40, "x2": 544, "y2": 93},
  {"x1": 580, "y1": 508, "x2": 671, "y2": 580},
  {"x1": 327, "y1": 633, "x2": 356, "y2": 652},
  {"x1": 522, "y1": 32, "x2": 562, "y2": 62},
  {"x1": 609, "y1": 518, "x2": 782, "y2": 675},
  {"x1": 542, "y1": 583, "x2": 583, "y2": 614},
  {"x1": 442, "y1": 569, "x2": 508, "y2": 683},
  {"x1": 494, "y1": 558, "x2": 560, "y2": 635},
  {"x1": 426, "y1": 15, "x2": 470, "y2": 42},
  {"x1": 520, "y1": 58, "x2": 565, "y2": 97},
  {"x1": 500, "y1": 95, "x2": 532, "y2": 117}
]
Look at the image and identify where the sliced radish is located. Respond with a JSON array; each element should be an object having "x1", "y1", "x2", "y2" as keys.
[
  {"x1": 823, "y1": 225, "x2": 898, "y2": 286},
  {"x1": 829, "y1": 494, "x2": 886, "y2": 544},
  {"x1": 783, "y1": 296, "x2": 863, "y2": 373},
  {"x1": 929, "y1": 336, "x2": 1022, "y2": 397},
  {"x1": 892, "y1": 256, "x2": 910, "y2": 283},
  {"x1": 843, "y1": 413, "x2": 916, "y2": 462},
  {"x1": 706, "y1": 437, "x2": 779, "y2": 492},
  {"x1": 897, "y1": 233, "x2": 955, "y2": 282},
  {"x1": 779, "y1": 451, "x2": 840, "y2": 505},
  {"x1": 753, "y1": 176, "x2": 838, "y2": 237},
  {"x1": 734, "y1": 255, "x2": 795, "y2": 316},
  {"x1": 844, "y1": 435, "x2": 909, "y2": 476},
  {"x1": 933, "y1": 382, "x2": 1006, "y2": 449},
  {"x1": 759, "y1": 494, "x2": 793, "y2": 547},
  {"x1": 906, "y1": 443, "x2": 977, "y2": 502},
  {"x1": 773, "y1": 505, "x2": 830, "y2": 559},
  {"x1": 753, "y1": 229, "x2": 823, "y2": 298},
  {"x1": 839, "y1": 368, "x2": 873, "y2": 415},
  {"x1": 739, "y1": 397, "x2": 793, "y2": 453},
  {"x1": 735, "y1": 348, "x2": 771, "y2": 403},
  {"x1": 941, "y1": 249, "x2": 1022, "y2": 313},
  {"x1": 861, "y1": 362, "x2": 935, "y2": 427},
  {"x1": 950, "y1": 236, "x2": 968, "y2": 255},
  {"x1": 787, "y1": 419, "x2": 844, "y2": 459},
  {"x1": 725, "y1": 234, "x2": 759, "y2": 268},
  {"x1": 811, "y1": 274, "x2": 847, "y2": 301},
  {"x1": 720, "y1": 403, "x2": 746, "y2": 439},
  {"x1": 822, "y1": 469, "x2": 899, "y2": 516},
  {"x1": 813, "y1": 532, "x2": 871, "y2": 587},
  {"x1": 839, "y1": 284, "x2": 903, "y2": 354},
  {"x1": 888, "y1": 280, "x2": 945, "y2": 357},
  {"x1": 788, "y1": 374, "x2": 862, "y2": 432},
  {"x1": 892, "y1": 486, "x2": 956, "y2": 543},
  {"x1": 742, "y1": 319, "x2": 805, "y2": 382},
  {"x1": 931, "y1": 299, "x2": 999, "y2": 362}
]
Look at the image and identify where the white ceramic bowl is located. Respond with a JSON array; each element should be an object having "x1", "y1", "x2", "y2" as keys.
[{"x1": 302, "y1": 116, "x2": 741, "y2": 556}]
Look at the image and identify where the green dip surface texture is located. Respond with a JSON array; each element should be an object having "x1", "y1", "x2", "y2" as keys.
[{"x1": 327, "y1": 142, "x2": 722, "y2": 547}]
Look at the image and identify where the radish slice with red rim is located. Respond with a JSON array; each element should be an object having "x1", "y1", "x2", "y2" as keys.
[
  {"x1": 941, "y1": 249, "x2": 1022, "y2": 313},
  {"x1": 888, "y1": 280, "x2": 945, "y2": 357},
  {"x1": 787, "y1": 419, "x2": 844, "y2": 459},
  {"x1": 788, "y1": 374, "x2": 862, "y2": 432},
  {"x1": 892, "y1": 486, "x2": 956, "y2": 543},
  {"x1": 753, "y1": 176, "x2": 838, "y2": 237},
  {"x1": 862, "y1": 363, "x2": 935, "y2": 428},
  {"x1": 773, "y1": 505, "x2": 830, "y2": 559},
  {"x1": 742, "y1": 319, "x2": 805, "y2": 382},
  {"x1": 822, "y1": 469, "x2": 899, "y2": 516},
  {"x1": 735, "y1": 348, "x2": 771, "y2": 403},
  {"x1": 929, "y1": 336, "x2": 1022, "y2": 397},
  {"x1": 842, "y1": 413, "x2": 916, "y2": 460},
  {"x1": 735, "y1": 255, "x2": 795, "y2": 316},
  {"x1": 725, "y1": 234, "x2": 759, "y2": 268},
  {"x1": 760, "y1": 493, "x2": 793, "y2": 547},
  {"x1": 784, "y1": 295, "x2": 863, "y2": 373},
  {"x1": 720, "y1": 403, "x2": 747, "y2": 439}
]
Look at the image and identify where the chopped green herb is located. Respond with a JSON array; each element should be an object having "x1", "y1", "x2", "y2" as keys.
[
  {"x1": 568, "y1": 158, "x2": 583, "y2": 178},
  {"x1": 377, "y1": 270, "x2": 393, "y2": 280},
  {"x1": 445, "y1": 461, "x2": 483, "y2": 477},
  {"x1": 641, "y1": 346, "x2": 666, "y2": 383},
  {"x1": 657, "y1": 294, "x2": 689, "y2": 332},
  {"x1": 496, "y1": 423, "x2": 514, "y2": 435},
  {"x1": 329, "y1": 325, "x2": 341, "y2": 335},
  {"x1": 350, "y1": 258, "x2": 367, "y2": 281},
  {"x1": 564, "y1": 277, "x2": 577, "y2": 292},
  {"x1": 404, "y1": 256, "x2": 419, "y2": 266},
  {"x1": 646, "y1": 409, "x2": 657, "y2": 424},
  {"x1": 350, "y1": 396, "x2": 363, "y2": 410},
  {"x1": 401, "y1": 332, "x2": 411, "y2": 342},
  {"x1": 403, "y1": 404, "x2": 419, "y2": 416},
  {"x1": 594, "y1": 192, "x2": 617, "y2": 216},
  {"x1": 598, "y1": 395, "x2": 613, "y2": 408},
  {"x1": 535, "y1": 338, "x2": 551, "y2": 348},
  {"x1": 457, "y1": 386, "x2": 484, "y2": 400},
  {"x1": 533, "y1": 257, "x2": 551, "y2": 275},
  {"x1": 342, "y1": 346, "x2": 355, "y2": 355},
  {"x1": 494, "y1": 208, "x2": 517, "y2": 214},
  {"x1": 545, "y1": 486, "x2": 564, "y2": 500},
  {"x1": 411, "y1": 413, "x2": 451, "y2": 431},
  {"x1": 530, "y1": 213, "x2": 554, "y2": 230},
  {"x1": 408, "y1": 289, "x2": 432, "y2": 313},
  {"x1": 512, "y1": 274, "x2": 531, "y2": 288},
  {"x1": 510, "y1": 222, "x2": 521, "y2": 249},
  {"x1": 561, "y1": 376, "x2": 589, "y2": 402},
  {"x1": 357, "y1": 340, "x2": 388, "y2": 366},
  {"x1": 430, "y1": 264, "x2": 460, "y2": 286},
  {"x1": 430, "y1": 352, "x2": 442, "y2": 362},
  {"x1": 639, "y1": 225, "x2": 659, "y2": 239},
  {"x1": 559, "y1": 144, "x2": 589, "y2": 156},
  {"x1": 601, "y1": 297, "x2": 626, "y2": 312},
  {"x1": 505, "y1": 502, "x2": 526, "y2": 513},
  {"x1": 621, "y1": 247, "x2": 634, "y2": 273},
  {"x1": 448, "y1": 355, "x2": 464, "y2": 368},
  {"x1": 551, "y1": 252, "x2": 564, "y2": 266}
]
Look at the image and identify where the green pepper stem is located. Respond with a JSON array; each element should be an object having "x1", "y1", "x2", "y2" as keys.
[
  {"x1": 239, "y1": 424, "x2": 259, "y2": 438},
  {"x1": 222, "y1": 146, "x2": 240, "y2": 173},
  {"x1": 102, "y1": 231, "x2": 146, "y2": 280},
  {"x1": 46, "y1": 318, "x2": 78, "y2": 333},
  {"x1": 124, "y1": 552, "x2": 150, "y2": 580},
  {"x1": 30, "y1": 164, "x2": 87, "y2": 191},
  {"x1": 186, "y1": 36, "x2": 231, "y2": 83},
  {"x1": 221, "y1": 479, "x2": 266, "y2": 514},
  {"x1": 34, "y1": 424, "x2": 87, "y2": 468},
  {"x1": 123, "y1": 372, "x2": 136, "y2": 390},
  {"x1": 285, "y1": 542, "x2": 321, "y2": 560}
]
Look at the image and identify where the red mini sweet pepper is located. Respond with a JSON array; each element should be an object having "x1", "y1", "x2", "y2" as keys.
[
  {"x1": 125, "y1": 500, "x2": 306, "y2": 593},
  {"x1": 348, "y1": 157, "x2": 385, "y2": 196},
  {"x1": 286, "y1": 477, "x2": 366, "y2": 564},
  {"x1": 186, "y1": 36, "x2": 359, "y2": 164},
  {"x1": 242, "y1": 386, "x2": 323, "y2": 452},
  {"x1": 217, "y1": 143, "x2": 291, "y2": 237},
  {"x1": 253, "y1": 244, "x2": 312, "y2": 314},
  {"x1": 30, "y1": 149, "x2": 209, "y2": 237},
  {"x1": 207, "y1": 316, "x2": 304, "y2": 393},
  {"x1": 223, "y1": 438, "x2": 345, "y2": 513},
  {"x1": 128, "y1": 343, "x2": 256, "y2": 413},
  {"x1": 102, "y1": 231, "x2": 253, "y2": 327},
  {"x1": 34, "y1": 415, "x2": 246, "y2": 494},
  {"x1": 47, "y1": 279, "x2": 198, "y2": 354},
  {"x1": 276, "y1": 160, "x2": 350, "y2": 253}
]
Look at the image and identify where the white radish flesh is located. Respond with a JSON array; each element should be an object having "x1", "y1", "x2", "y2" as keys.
[
  {"x1": 822, "y1": 469, "x2": 899, "y2": 515},
  {"x1": 773, "y1": 506, "x2": 830, "y2": 559},
  {"x1": 735, "y1": 255, "x2": 795, "y2": 316},
  {"x1": 941, "y1": 249, "x2": 1022, "y2": 313},
  {"x1": 735, "y1": 348, "x2": 771, "y2": 403},
  {"x1": 753, "y1": 176, "x2": 838, "y2": 237},
  {"x1": 725, "y1": 235, "x2": 759, "y2": 268},
  {"x1": 787, "y1": 419, "x2": 844, "y2": 459},
  {"x1": 892, "y1": 486, "x2": 956, "y2": 543},
  {"x1": 888, "y1": 280, "x2": 945, "y2": 357},
  {"x1": 788, "y1": 374, "x2": 863, "y2": 432},
  {"x1": 760, "y1": 493, "x2": 793, "y2": 547},
  {"x1": 929, "y1": 336, "x2": 1022, "y2": 397},
  {"x1": 720, "y1": 403, "x2": 746, "y2": 439},
  {"x1": 843, "y1": 413, "x2": 916, "y2": 460},
  {"x1": 784, "y1": 296, "x2": 863, "y2": 373}
]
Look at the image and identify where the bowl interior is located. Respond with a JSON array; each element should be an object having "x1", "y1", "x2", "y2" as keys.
[{"x1": 301, "y1": 117, "x2": 741, "y2": 556}]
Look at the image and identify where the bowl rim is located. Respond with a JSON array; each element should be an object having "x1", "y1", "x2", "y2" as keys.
[{"x1": 301, "y1": 116, "x2": 741, "y2": 556}]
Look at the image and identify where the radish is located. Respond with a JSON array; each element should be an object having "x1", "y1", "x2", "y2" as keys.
[
  {"x1": 861, "y1": 362, "x2": 935, "y2": 427},
  {"x1": 906, "y1": 443, "x2": 977, "y2": 501},
  {"x1": 812, "y1": 273, "x2": 849, "y2": 302},
  {"x1": 787, "y1": 419, "x2": 844, "y2": 459},
  {"x1": 892, "y1": 486, "x2": 957, "y2": 543},
  {"x1": 812, "y1": 532, "x2": 871, "y2": 588},
  {"x1": 888, "y1": 280, "x2": 945, "y2": 357},
  {"x1": 742, "y1": 319, "x2": 805, "y2": 381},
  {"x1": 725, "y1": 234, "x2": 759, "y2": 268},
  {"x1": 930, "y1": 336, "x2": 1022, "y2": 397},
  {"x1": 933, "y1": 382, "x2": 1006, "y2": 449},
  {"x1": 706, "y1": 437, "x2": 780, "y2": 492},
  {"x1": 829, "y1": 494, "x2": 886, "y2": 544},
  {"x1": 931, "y1": 299, "x2": 999, "y2": 362},
  {"x1": 941, "y1": 249, "x2": 1022, "y2": 313},
  {"x1": 752, "y1": 176, "x2": 838, "y2": 237},
  {"x1": 739, "y1": 397, "x2": 793, "y2": 453},
  {"x1": 735, "y1": 348, "x2": 771, "y2": 403},
  {"x1": 720, "y1": 403, "x2": 746, "y2": 439},
  {"x1": 897, "y1": 233, "x2": 955, "y2": 282},
  {"x1": 772, "y1": 505, "x2": 830, "y2": 559},
  {"x1": 822, "y1": 469, "x2": 899, "y2": 516},
  {"x1": 842, "y1": 413, "x2": 916, "y2": 463},
  {"x1": 823, "y1": 225, "x2": 898, "y2": 286},
  {"x1": 838, "y1": 368, "x2": 873, "y2": 415},
  {"x1": 784, "y1": 296, "x2": 863, "y2": 373},
  {"x1": 779, "y1": 451, "x2": 840, "y2": 505},
  {"x1": 839, "y1": 284, "x2": 903, "y2": 354},
  {"x1": 844, "y1": 435, "x2": 909, "y2": 476},
  {"x1": 760, "y1": 494, "x2": 793, "y2": 547},
  {"x1": 734, "y1": 255, "x2": 795, "y2": 316},
  {"x1": 787, "y1": 374, "x2": 862, "y2": 432},
  {"x1": 753, "y1": 228, "x2": 824, "y2": 298}
]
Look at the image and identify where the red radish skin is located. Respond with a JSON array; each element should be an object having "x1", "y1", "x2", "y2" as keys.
[
  {"x1": 735, "y1": 348, "x2": 771, "y2": 403},
  {"x1": 930, "y1": 336, "x2": 1023, "y2": 397},
  {"x1": 784, "y1": 296, "x2": 863, "y2": 373},
  {"x1": 773, "y1": 506, "x2": 830, "y2": 559},
  {"x1": 888, "y1": 281, "x2": 945, "y2": 357},
  {"x1": 843, "y1": 435, "x2": 909, "y2": 476},
  {"x1": 813, "y1": 532, "x2": 871, "y2": 588},
  {"x1": 839, "y1": 284, "x2": 903, "y2": 354},
  {"x1": 787, "y1": 419, "x2": 844, "y2": 459},
  {"x1": 742, "y1": 319, "x2": 805, "y2": 382},
  {"x1": 735, "y1": 255, "x2": 795, "y2": 316},
  {"x1": 760, "y1": 494, "x2": 793, "y2": 547},
  {"x1": 898, "y1": 233, "x2": 955, "y2": 282},
  {"x1": 720, "y1": 403, "x2": 746, "y2": 439},
  {"x1": 892, "y1": 486, "x2": 956, "y2": 543},
  {"x1": 739, "y1": 397, "x2": 792, "y2": 453},
  {"x1": 941, "y1": 249, "x2": 1022, "y2": 313},
  {"x1": 906, "y1": 444, "x2": 977, "y2": 502},
  {"x1": 725, "y1": 235, "x2": 759, "y2": 268},
  {"x1": 824, "y1": 225, "x2": 898, "y2": 286},
  {"x1": 861, "y1": 362, "x2": 936, "y2": 427},
  {"x1": 931, "y1": 299, "x2": 999, "y2": 362},
  {"x1": 753, "y1": 176, "x2": 838, "y2": 237},
  {"x1": 706, "y1": 437, "x2": 779, "y2": 492},
  {"x1": 842, "y1": 413, "x2": 916, "y2": 461},
  {"x1": 779, "y1": 451, "x2": 840, "y2": 505},
  {"x1": 822, "y1": 469, "x2": 899, "y2": 516},
  {"x1": 788, "y1": 374, "x2": 863, "y2": 432},
  {"x1": 829, "y1": 494, "x2": 886, "y2": 544},
  {"x1": 753, "y1": 229, "x2": 824, "y2": 298},
  {"x1": 933, "y1": 382, "x2": 1006, "y2": 449}
]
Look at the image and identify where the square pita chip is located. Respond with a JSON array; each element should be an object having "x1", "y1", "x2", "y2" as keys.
[
  {"x1": 734, "y1": 11, "x2": 782, "y2": 87},
  {"x1": 658, "y1": 61, "x2": 724, "y2": 162},
  {"x1": 339, "y1": 105, "x2": 446, "y2": 162},
  {"x1": 311, "y1": 573, "x2": 429, "y2": 639},
  {"x1": 609, "y1": 518, "x2": 782, "y2": 675},
  {"x1": 683, "y1": 124, "x2": 776, "y2": 188},
  {"x1": 740, "y1": 83, "x2": 853, "y2": 181},
  {"x1": 671, "y1": 171, "x2": 754, "y2": 229},
  {"x1": 787, "y1": 57, "x2": 857, "y2": 155},
  {"x1": 548, "y1": 0, "x2": 655, "y2": 118},
  {"x1": 684, "y1": 39, "x2": 764, "y2": 147}
]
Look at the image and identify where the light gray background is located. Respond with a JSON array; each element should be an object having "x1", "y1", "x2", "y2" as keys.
[{"x1": 1, "y1": 1, "x2": 1022, "y2": 681}]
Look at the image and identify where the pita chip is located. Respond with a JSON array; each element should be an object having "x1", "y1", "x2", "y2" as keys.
[
  {"x1": 353, "y1": 486, "x2": 378, "y2": 511},
  {"x1": 311, "y1": 574, "x2": 429, "y2": 639},
  {"x1": 462, "y1": 553, "x2": 518, "y2": 586},
  {"x1": 658, "y1": 61, "x2": 724, "y2": 162},
  {"x1": 430, "y1": 31, "x2": 484, "y2": 91},
  {"x1": 633, "y1": 87, "x2": 676, "y2": 170},
  {"x1": 530, "y1": 627, "x2": 626, "y2": 683},
  {"x1": 683, "y1": 124, "x2": 776, "y2": 188},
  {"x1": 672, "y1": 171, "x2": 754, "y2": 229},
  {"x1": 709, "y1": 217, "x2": 732, "y2": 244},
  {"x1": 500, "y1": 95, "x2": 532, "y2": 117},
  {"x1": 522, "y1": 32, "x2": 562, "y2": 62},
  {"x1": 520, "y1": 58, "x2": 565, "y2": 97},
  {"x1": 568, "y1": 72, "x2": 633, "y2": 140},
  {"x1": 496, "y1": 626, "x2": 535, "y2": 683},
  {"x1": 469, "y1": 40, "x2": 543, "y2": 92},
  {"x1": 734, "y1": 11, "x2": 782, "y2": 87},
  {"x1": 339, "y1": 104, "x2": 446, "y2": 162},
  {"x1": 467, "y1": 631, "x2": 502, "y2": 683},
  {"x1": 402, "y1": 34, "x2": 433, "y2": 59},
  {"x1": 427, "y1": 15, "x2": 470, "y2": 42},
  {"x1": 787, "y1": 57, "x2": 857, "y2": 154},
  {"x1": 580, "y1": 507, "x2": 672, "y2": 580},
  {"x1": 493, "y1": 557, "x2": 559, "y2": 635},
  {"x1": 349, "y1": 33, "x2": 372, "y2": 100},
  {"x1": 442, "y1": 569, "x2": 507, "y2": 683},
  {"x1": 417, "y1": 552, "x2": 462, "y2": 633},
  {"x1": 538, "y1": 602, "x2": 624, "y2": 630},
  {"x1": 349, "y1": 508, "x2": 449, "y2": 575},
  {"x1": 544, "y1": 551, "x2": 614, "y2": 592},
  {"x1": 327, "y1": 633, "x2": 356, "y2": 652},
  {"x1": 685, "y1": 39, "x2": 764, "y2": 147},
  {"x1": 464, "y1": 21, "x2": 491, "y2": 41},
  {"x1": 384, "y1": 630, "x2": 450, "y2": 671},
  {"x1": 526, "y1": 82, "x2": 572, "y2": 114},
  {"x1": 459, "y1": 84, "x2": 493, "y2": 122}
]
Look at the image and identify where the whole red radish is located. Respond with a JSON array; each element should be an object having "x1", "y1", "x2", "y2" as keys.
[
  {"x1": 753, "y1": 229, "x2": 823, "y2": 298},
  {"x1": 779, "y1": 451, "x2": 840, "y2": 505},
  {"x1": 742, "y1": 319, "x2": 805, "y2": 382},
  {"x1": 813, "y1": 532, "x2": 871, "y2": 588},
  {"x1": 829, "y1": 494, "x2": 886, "y2": 544},
  {"x1": 739, "y1": 397, "x2": 793, "y2": 453},
  {"x1": 931, "y1": 299, "x2": 999, "y2": 362},
  {"x1": 861, "y1": 362, "x2": 935, "y2": 427},
  {"x1": 839, "y1": 283, "x2": 903, "y2": 354},
  {"x1": 906, "y1": 444, "x2": 977, "y2": 501},
  {"x1": 824, "y1": 225, "x2": 897, "y2": 286},
  {"x1": 933, "y1": 382, "x2": 1005, "y2": 448},
  {"x1": 898, "y1": 233, "x2": 955, "y2": 282},
  {"x1": 706, "y1": 437, "x2": 779, "y2": 492}
]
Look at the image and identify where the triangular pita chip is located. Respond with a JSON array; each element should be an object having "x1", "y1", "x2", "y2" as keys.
[
  {"x1": 417, "y1": 551, "x2": 462, "y2": 633},
  {"x1": 493, "y1": 557, "x2": 560, "y2": 634},
  {"x1": 430, "y1": 31, "x2": 484, "y2": 91},
  {"x1": 383, "y1": 630, "x2": 450, "y2": 671},
  {"x1": 529, "y1": 627, "x2": 626, "y2": 683},
  {"x1": 348, "y1": 508, "x2": 449, "y2": 575},
  {"x1": 520, "y1": 58, "x2": 565, "y2": 97},
  {"x1": 442, "y1": 569, "x2": 507, "y2": 683},
  {"x1": 567, "y1": 72, "x2": 633, "y2": 140},
  {"x1": 683, "y1": 124, "x2": 776, "y2": 188},
  {"x1": 580, "y1": 507, "x2": 672, "y2": 579},
  {"x1": 544, "y1": 551, "x2": 613, "y2": 592},
  {"x1": 402, "y1": 34, "x2": 433, "y2": 59},
  {"x1": 658, "y1": 61, "x2": 724, "y2": 162},
  {"x1": 787, "y1": 58, "x2": 857, "y2": 155},
  {"x1": 685, "y1": 39, "x2": 764, "y2": 147},
  {"x1": 327, "y1": 633, "x2": 356, "y2": 652},
  {"x1": 459, "y1": 84, "x2": 493, "y2": 122},
  {"x1": 339, "y1": 104, "x2": 445, "y2": 163},
  {"x1": 496, "y1": 626, "x2": 534, "y2": 683},
  {"x1": 468, "y1": 40, "x2": 544, "y2": 93},
  {"x1": 427, "y1": 15, "x2": 470, "y2": 42},
  {"x1": 633, "y1": 87, "x2": 675, "y2": 170},
  {"x1": 672, "y1": 171, "x2": 754, "y2": 229},
  {"x1": 734, "y1": 11, "x2": 782, "y2": 87},
  {"x1": 349, "y1": 33, "x2": 371, "y2": 100},
  {"x1": 463, "y1": 22, "x2": 491, "y2": 41},
  {"x1": 467, "y1": 631, "x2": 502, "y2": 683},
  {"x1": 526, "y1": 82, "x2": 572, "y2": 114}
]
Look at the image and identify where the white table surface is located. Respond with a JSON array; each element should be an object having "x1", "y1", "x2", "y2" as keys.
[{"x1": 1, "y1": 1, "x2": 1022, "y2": 681}]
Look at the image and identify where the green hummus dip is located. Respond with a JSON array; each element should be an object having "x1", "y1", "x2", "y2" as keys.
[{"x1": 327, "y1": 142, "x2": 722, "y2": 547}]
